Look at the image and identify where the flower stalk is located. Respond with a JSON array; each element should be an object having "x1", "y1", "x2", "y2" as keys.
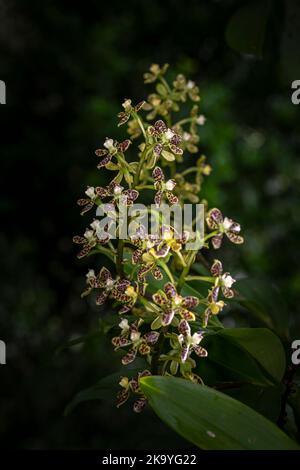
[{"x1": 73, "y1": 64, "x2": 244, "y2": 412}]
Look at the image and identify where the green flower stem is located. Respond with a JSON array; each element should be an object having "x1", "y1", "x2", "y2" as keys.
[
  {"x1": 176, "y1": 252, "x2": 197, "y2": 293},
  {"x1": 204, "y1": 230, "x2": 218, "y2": 242},
  {"x1": 186, "y1": 275, "x2": 215, "y2": 283},
  {"x1": 158, "y1": 260, "x2": 175, "y2": 284},
  {"x1": 133, "y1": 147, "x2": 148, "y2": 187},
  {"x1": 133, "y1": 111, "x2": 147, "y2": 139},
  {"x1": 174, "y1": 117, "x2": 194, "y2": 127},
  {"x1": 88, "y1": 245, "x2": 116, "y2": 262},
  {"x1": 135, "y1": 185, "x2": 155, "y2": 190},
  {"x1": 181, "y1": 166, "x2": 198, "y2": 177}
]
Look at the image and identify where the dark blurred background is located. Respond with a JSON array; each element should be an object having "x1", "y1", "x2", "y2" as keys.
[{"x1": 0, "y1": 0, "x2": 299, "y2": 449}]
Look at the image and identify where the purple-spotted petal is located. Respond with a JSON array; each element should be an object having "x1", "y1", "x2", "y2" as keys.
[
  {"x1": 77, "y1": 245, "x2": 91, "y2": 259},
  {"x1": 95, "y1": 186, "x2": 109, "y2": 198},
  {"x1": 210, "y1": 259, "x2": 223, "y2": 277},
  {"x1": 226, "y1": 232, "x2": 244, "y2": 244},
  {"x1": 97, "y1": 154, "x2": 112, "y2": 169},
  {"x1": 132, "y1": 248, "x2": 143, "y2": 265},
  {"x1": 182, "y1": 296, "x2": 199, "y2": 309},
  {"x1": 139, "y1": 369, "x2": 151, "y2": 379},
  {"x1": 137, "y1": 264, "x2": 153, "y2": 281},
  {"x1": 212, "y1": 234, "x2": 223, "y2": 249},
  {"x1": 133, "y1": 397, "x2": 147, "y2": 413},
  {"x1": 118, "y1": 112, "x2": 130, "y2": 126},
  {"x1": 98, "y1": 267, "x2": 112, "y2": 286},
  {"x1": 118, "y1": 139, "x2": 131, "y2": 152},
  {"x1": 135, "y1": 101, "x2": 145, "y2": 112},
  {"x1": 152, "y1": 291, "x2": 167, "y2": 305},
  {"x1": 209, "y1": 208, "x2": 223, "y2": 225},
  {"x1": 115, "y1": 279, "x2": 131, "y2": 292},
  {"x1": 155, "y1": 244, "x2": 170, "y2": 258},
  {"x1": 144, "y1": 331, "x2": 159, "y2": 345},
  {"x1": 194, "y1": 345, "x2": 208, "y2": 357},
  {"x1": 73, "y1": 236, "x2": 86, "y2": 244},
  {"x1": 170, "y1": 144, "x2": 183, "y2": 155},
  {"x1": 152, "y1": 267, "x2": 163, "y2": 280},
  {"x1": 129, "y1": 378, "x2": 139, "y2": 392},
  {"x1": 77, "y1": 198, "x2": 90, "y2": 206},
  {"x1": 166, "y1": 191, "x2": 179, "y2": 205},
  {"x1": 154, "y1": 190, "x2": 163, "y2": 207},
  {"x1": 123, "y1": 189, "x2": 139, "y2": 202},
  {"x1": 178, "y1": 319, "x2": 191, "y2": 337},
  {"x1": 154, "y1": 144, "x2": 163, "y2": 156},
  {"x1": 80, "y1": 201, "x2": 94, "y2": 215},
  {"x1": 203, "y1": 308, "x2": 211, "y2": 328},
  {"x1": 170, "y1": 133, "x2": 182, "y2": 145},
  {"x1": 211, "y1": 286, "x2": 220, "y2": 303},
  {"x1": 118, "y1": 305, "x2": 131, "y2": 314},
  {"x1": 181, "y1": 310, "x2": 196, "y2": 321},
  {"x1": 112, "y1": 336, "x2": 121, "y2": 347},
  {"x1": 181, "y1": 344, "x2": 189, "y2": 362},
  {"x1": 95, "y1": 148, "x2": 108, "y2": 157},
  {"x1": 121, "y1": 348, "x2": 137, "y2": 365},
  {"x1": 139, "y1": 342, "x2": 151, "y2": 355},
  {"x1": 153, "y1": 166, "x2": 164, "y2": 182},
  {"x1": 154, "y1": 120, "x2": 167, "y2": 134},
  {"x1": 164, "y1": 282, "x2": 177, "y2": 299},
  {"x1": 162, "y1": 309, "x2": 175, "y2": 326},
  {"x1": 222, "y1": 286, "x2": 234, "y2": 298},
  {"x1": 116, "y1": 389, "x2": 129, "y2": 408},
  {"x1": 95, "y1": 291, "x2": 108, "y2": 305}
]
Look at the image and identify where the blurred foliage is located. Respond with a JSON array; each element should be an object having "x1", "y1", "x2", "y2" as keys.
[{"x1": 0, "y1": 0, "x2": 299, "y2": 449}]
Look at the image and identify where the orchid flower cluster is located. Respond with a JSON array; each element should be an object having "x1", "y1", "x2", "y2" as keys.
[{"x1": 73, "y1": 64, "x2": 244, "y2": 413}]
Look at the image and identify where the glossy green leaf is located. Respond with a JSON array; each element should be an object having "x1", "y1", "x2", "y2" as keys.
[
  {"x1": 224, "y1": 384, "x2": 282, "y2": 422},
  {"x1": 236, "y1": 279, "x2": 290, "y2": 340},
  {"x1": 218, "y1": 328, "x2": 286, "y2": 382},
  {"x1": 197, "y1": 328, "x2": 285, "y2": 388},
  {"x1": 140, "y1": 376, "x2": 300, "y2": 450},
  {"x1": 64, "y1": 372, "x2": 120, "y2": 416},
  {"x1": 64, "y1": 361, "x2": 146, "y2": 415}
]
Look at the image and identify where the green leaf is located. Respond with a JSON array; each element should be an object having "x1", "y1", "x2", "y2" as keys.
[
  {"x1": 218, "y1": 328, "x2": 286, "y2": 383},
  {"x1": 225, "y1": 0, "x2": 271, "y2": 59},
  {"x1": 235, "y1": 279, "x2": 290, "y2": 340},
  {"x1": 55, "y1": 330, "x2": 103, "y2": 355},
  {"x1": 224, "y1": 384, "x2": 282, "y2": 422},
  {"x1": 140, "y1": 376, "x2": 300, "y2": 450},
  {"x1": 64, "y1": 362, "x2": 145, "y2": 416},
  {"x1": 64, "y1": 372, "x2": 120, "y2": 416},
  {"x1": 197, "y1": 328, "x2": 284, "y2": 387},
  {"x1": 197, "y1": 328, "x2": 285, "y2": 387}
]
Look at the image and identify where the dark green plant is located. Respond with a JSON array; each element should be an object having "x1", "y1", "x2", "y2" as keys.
[{"x1": 71, "y1": 65, "x2": 299, "y2": 450}]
